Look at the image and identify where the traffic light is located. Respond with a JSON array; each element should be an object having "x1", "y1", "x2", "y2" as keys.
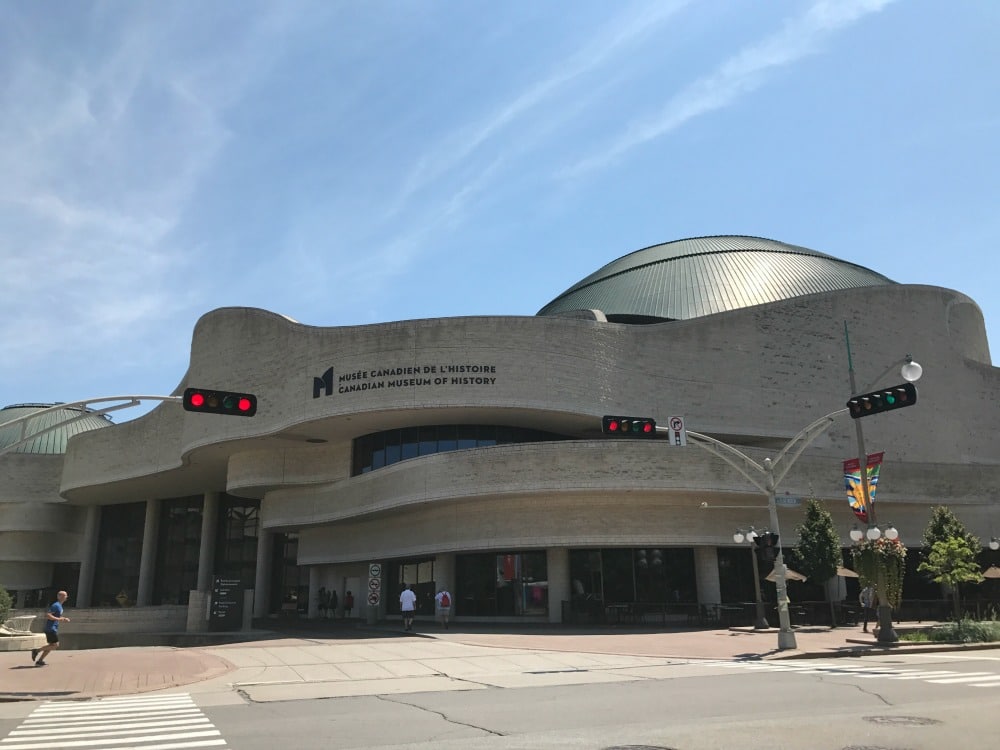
[
  {"x1": 756, "y1": 532, "x2": 779, "y2": 563},
  {"x1": 602, "y1": 416, "x2": 657, "y2": 437},
  {"x1": 846, "y1": 382, "x2": 917, "y2": 419},
  {"x1": 183, "y1": 387, "x2": 258, "y2": 417}
]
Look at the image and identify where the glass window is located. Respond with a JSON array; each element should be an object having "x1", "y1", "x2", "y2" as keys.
[
  {"x1": 457, "y1": 425, "x2": 477, "y2": 449},
  {"x1": 154, "y1": 496, "x2": 203, "y2": 606},
  {"x1": 92, "y1": 502, "x2": 146, "y2": 607},
  {"x1": 385, "y1": 430, "x2": 401, "y2": 464},
  {"x1": 454, "y1": 551, "x2": 547, "y2": 617},
  {"x1": 400, "y1": 428, "x2": 419, "y2": 459},
  {"x1": 388, "y1": 559, "x2": 436, "y2": 615},
  {"x1": 418, "y1": 427, "x2": 437, "y2": 456},
  {"x1": 215, "y1": 495, "x2": 260, "y2": 587},
  {"x1": 371, "y1": 433, "x2": 386, "y2": 470},
  {"x1": 352, "y1": 424, "x2": 570, "y2": 476}
]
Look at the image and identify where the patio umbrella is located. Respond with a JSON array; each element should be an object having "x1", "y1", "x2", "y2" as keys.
[
  {"x1": 766, "y1": 566, "x2": 807, "y2": 582},
  {"x1": 836, "y1": 566, "x2": 859, "y2": 578},
  {"x1": 983, "y1": 565, "x2": 1000, "y2": 579}
]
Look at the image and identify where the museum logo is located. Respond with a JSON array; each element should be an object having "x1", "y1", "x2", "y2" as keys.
[{"x1": 313, "y1": 367, "x2": 334, "y2": 398}]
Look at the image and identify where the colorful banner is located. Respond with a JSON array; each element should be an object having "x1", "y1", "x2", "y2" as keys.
[{"x1": 843, "y1": 451, "x2": 884, "y2": 523}]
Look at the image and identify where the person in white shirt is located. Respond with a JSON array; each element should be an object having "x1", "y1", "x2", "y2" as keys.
[
  {"x1": 434, "y1": 589, "x2": 452, "y2": 629},
  {"x1": 399, "y1": 583, "x2": 418, "y2": 631}
]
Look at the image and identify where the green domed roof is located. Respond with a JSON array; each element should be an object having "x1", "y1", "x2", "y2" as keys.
[
  {"x1": 0, "y1": 403, "x2": 113, "y2": 455},
  {"x1": 538, "y1": 236, "x2": 894, "y2": 322}
]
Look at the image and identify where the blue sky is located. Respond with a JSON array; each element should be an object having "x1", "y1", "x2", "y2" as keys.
[{"x1": 1, "y1": 0, "x2": 997, "y2": 421}]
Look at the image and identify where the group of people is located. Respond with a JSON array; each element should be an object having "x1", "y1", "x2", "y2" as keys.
[{"x1": 398, "y1": 583, "x2": 452, "y2": 631}]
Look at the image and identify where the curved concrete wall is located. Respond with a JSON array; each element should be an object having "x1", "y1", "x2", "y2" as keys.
[{"x1": 42, "y1": 282, "x2": 998, "y2": 581}]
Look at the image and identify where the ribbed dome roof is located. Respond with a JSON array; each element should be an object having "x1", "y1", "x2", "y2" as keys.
[
  {"x1": 0, "y1": 403, "x2": 113, "y2": 455},
  {"x1": 537, "y1": 236, "x2": 894, "y2": 322}
]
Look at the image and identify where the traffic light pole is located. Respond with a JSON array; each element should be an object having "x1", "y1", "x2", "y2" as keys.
[
  {"x1": 0, "y1": 396, "x2": 182, "y2": 457},
  {"x1": 844, "y1": 322, "x2": 900, "y2": 644},
  {"x1": 681, "y1": 409, "x2": 848, "y2": 650}
]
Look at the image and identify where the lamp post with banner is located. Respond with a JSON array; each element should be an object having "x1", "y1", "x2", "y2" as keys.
[{"x1": 843, "y1": 322, "x2": 922, "y2": 644}]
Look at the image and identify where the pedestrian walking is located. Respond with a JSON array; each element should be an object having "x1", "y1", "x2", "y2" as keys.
[
  {"x1": 859, "y1": 585, "x2": 875, "y2": 632},
  {"x1": 343, "y1": 590, "x2": 354, "y2": 617},
  {"x1": 434, "y1": 588, "x2": 452, "y2": 629},
  {"x1": 399, "y1": 583, "x2": 417, "y2": 631},
  {"x1": 32, "y1": 590, "x2": 70, "y2": 666}
]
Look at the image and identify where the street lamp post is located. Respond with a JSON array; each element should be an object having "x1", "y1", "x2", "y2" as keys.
[
  {"x1": 843, "y1": 321, "x2": 922, "y2": 645},
  {"x1": 734, "y1": 528, "x2": 769, "y2": 629},
  {"x1": 684, "y1": 410, "x2": 849, "y2": 650}
]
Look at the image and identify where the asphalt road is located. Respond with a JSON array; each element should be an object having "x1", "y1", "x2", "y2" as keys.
[{"x1": 3, "y1": 648, "x2": 999, "y2": 750}]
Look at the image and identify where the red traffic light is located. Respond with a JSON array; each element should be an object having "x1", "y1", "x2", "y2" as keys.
[
  {"x1": 183, "y1": 388, "x2": 258, "y2": 417},
  {"x1": 602, "y1": 415, "x2": 657, "y2": 437}
]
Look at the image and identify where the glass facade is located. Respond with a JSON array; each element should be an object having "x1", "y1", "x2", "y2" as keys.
[
  {"x1": 154, "y1": 496, "x2": 203, "y2": 605},
  {"x1": 214, "y1": 494, "x2": 259, "y2": 588},
  {"x1": 271, "y1": 532, "x2": 308, "y2": 615},
  {"x1": 352, "y1": 424, "x2": 570, "y2": 475},
  {"x1": 569, "y1": 547, "x2": 697, "y2": 606},
  {"x1": 454, "y1": 551, "x2": 548, "y2": 617},
  {"x1": 92, "y1": 502, "x2": 146, "y2": 607},
  {"x1": 388, "y1": 559, "x2": 436, "y2": 616},
  {"x1": 716, "y1": 547, "x2": 757, "y2": 604}
]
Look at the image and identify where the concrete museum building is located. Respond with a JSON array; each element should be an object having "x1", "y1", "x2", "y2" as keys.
[{"x1": 2, "y1": 235, "x2": 998, "y2": 633}]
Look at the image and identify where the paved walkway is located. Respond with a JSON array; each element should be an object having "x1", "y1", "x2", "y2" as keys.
[{"x1": 0, "y1": 621, "x2": 985, "y2": 703}]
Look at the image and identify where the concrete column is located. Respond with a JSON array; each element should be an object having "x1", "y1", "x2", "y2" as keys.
[
  {"x1": 196, "y1": 492, "x2": 220, "y2": 591},
  {"x1": 75, "y1": 505, "x2": 102, "y2": 608},
  {"x1": 308, "y1": 566, "x2": 320, "y2": 619},
  {"x1": 694, "y1": 546, "x2": 721, "y2": 604},
  {"x1": 546, "y1": 547, "x2": 570, "y2": 624},
  {"x1": 136, "y1": 499, "x2": 161, "y2": 607},
  {"x1": 252, "y1": 529, "x2": 273, "y2": 618},
  {"x1": 434, "y1": 554, "x2": 455, "y2": 594}
]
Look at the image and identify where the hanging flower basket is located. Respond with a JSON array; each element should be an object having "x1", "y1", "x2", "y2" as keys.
[{"x1": 851, "y1": 537, "x2": 907, "y2": 609}]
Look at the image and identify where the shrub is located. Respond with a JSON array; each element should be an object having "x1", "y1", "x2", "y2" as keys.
[
  {"x1": 0, "y1": 586, "x2": 11, "y2": 624},
  {"x1": 929, "y1": 619, "x2": 1000, "y2": 643}
]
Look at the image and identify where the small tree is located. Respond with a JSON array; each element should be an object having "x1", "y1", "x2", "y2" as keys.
[
  {"x1": 922, "y1": 505, "x2": 980, "y2": 559},
  {"x1": 794, "y1": 499, "x2": 841, "y2": 626},
  {"x1": 921, "y1": 505, "x2": 981, "y2": 606},
  {"x1": 0, "y1": 586, "x2": 11, "y2": 624},
  {"x1": 918, "y1": 538, "x2": 984, "y2": 620}
]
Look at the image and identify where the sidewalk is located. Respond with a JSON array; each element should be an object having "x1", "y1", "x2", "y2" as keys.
[{"x1": 0, "y1": 621, "x2": 989, "y2": 703}]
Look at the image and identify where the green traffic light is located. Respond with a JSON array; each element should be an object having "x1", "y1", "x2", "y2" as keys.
[{"x1": 885, "y1": 393, "x2": 896, "y2": 405}]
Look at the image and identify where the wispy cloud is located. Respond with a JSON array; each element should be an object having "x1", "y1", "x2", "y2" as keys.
[
  {"x1": 561, "y1": 0, "x2": 897, "y2": 178},
  {"x1": 387, "y1": 0, "x2": 693, "y2": 218},
  {"x1": 0, "y1": 3, "x2": 302, "y2": 372}
]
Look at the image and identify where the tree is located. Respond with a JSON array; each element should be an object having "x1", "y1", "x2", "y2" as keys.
[
  {"x1": 918, "y1": 538, "x2": 985, "y2": 620},
  {"x1": 921, "y1": 505, "x2": 981, "y2": 605},
  {"x1": 922, "y1": 505, "x2": 980, "y2": 557},
  {"x1": 794, "y1": 499, "x2": 841, "y2": 626},
  {"x1": 0, "y1": 586, "x2": 11, "y2": 625}
]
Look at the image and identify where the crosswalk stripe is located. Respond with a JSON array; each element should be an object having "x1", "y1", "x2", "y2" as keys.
[
  {"x1": 25, "y1": 710, "x2": 203, "y2": 724},
  {"x1": 11, "y1": 719, "x2": 212, "y2": 738},
  {"x1": 0, "y1": 693, "x2": 227, "y2": 750},
  {"x1": 925, "y1": 673, "x2": 996, "y2": 684},
  {"x1": 0, "y1": 729, "x2": 221, "y2": 749},
  {"x1": 693, "y1": 659, "x2": 999, "y2": 688}
]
